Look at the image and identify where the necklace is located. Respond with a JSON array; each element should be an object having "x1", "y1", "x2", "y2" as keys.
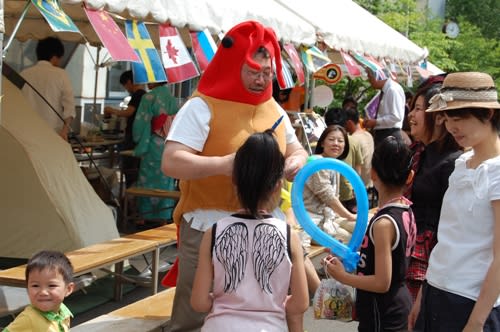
[
  {"x1": 379, "y1": 196, "x2": 410, "y2": 209},
  {"x1": 236, "y1": 209, "x2": 270, "y2": 215}
]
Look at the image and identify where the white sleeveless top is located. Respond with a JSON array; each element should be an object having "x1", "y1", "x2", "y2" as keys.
[{"x1": 202, "y1": 214, "x2": 292, "y2": 332}]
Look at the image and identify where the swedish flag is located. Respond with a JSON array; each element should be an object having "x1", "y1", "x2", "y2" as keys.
[
  {"x1": 125, "y1": 20, "x2": 167, "y2": 84},
  {"x1": 32, "y1": 0, "x2": 80, "y2": 33}
]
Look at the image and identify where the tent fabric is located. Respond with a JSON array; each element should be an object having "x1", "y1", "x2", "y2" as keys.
[
  {"x1": 276, "y1": 0, "x2": 428, "y2": 64},
  {"x1": 0, "y1": 76, "x2": 119, "y2": 258},
  {"x1": 1, "y1": 0, "x2": 427, "y2": 64},
  {"x1": 0, "y1": 0, "x2": 4, "y2": 33},
  {"x1": 2, "y1": 0, "x2": 317, "y2": 47}
]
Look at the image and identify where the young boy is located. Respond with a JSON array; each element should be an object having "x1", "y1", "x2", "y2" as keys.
[{"x1": 3, "y1": 250, "x2": 75, "y2": 332}]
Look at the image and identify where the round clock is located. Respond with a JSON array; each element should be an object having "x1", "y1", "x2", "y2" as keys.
[{"x1": 444, "y1": 21, "x2": 460, "y2": 39}]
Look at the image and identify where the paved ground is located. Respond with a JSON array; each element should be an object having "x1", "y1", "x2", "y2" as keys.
[
  {"x1": 70, "y1": 248, "x2": 358, "y2": 331},
  {"x1": 72, "y1": 287, "x2": 358, "y2": 331},
  {"x1": 303, "y1": 306, "x2": 358, "y2": 331}
]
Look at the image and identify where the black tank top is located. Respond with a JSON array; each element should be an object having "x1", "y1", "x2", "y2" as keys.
[{"x1": 356, "y1": 203, "x2": 416, "y2": 332}]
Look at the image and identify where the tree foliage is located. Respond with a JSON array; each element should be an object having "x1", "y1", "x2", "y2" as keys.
[
  {"x1": 352, "y1": 0, "x2": 500, "y2": 88},
  {"x1": 447, "y1": 0, "x2": 500, "y2": 40},
  {"x1": 311, "y1": 0, "x2": 500, "y2": 115}
]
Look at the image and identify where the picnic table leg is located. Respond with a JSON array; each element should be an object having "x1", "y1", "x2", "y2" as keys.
[
  {"x1": 114, "y1": 261, "x2": 124, "y2": 301},
  {"x1": 152, "y1": 248, "x2": 160, "y2": 295}
]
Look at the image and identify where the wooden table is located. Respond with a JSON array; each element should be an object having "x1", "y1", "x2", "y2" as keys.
[
  {"x1": 122, "y1": 188, "x2": 180, "y2": 231},
  {"x1": 124, "y1": 224, "x2": 177, "y2": 294},
  {"x1": 71, "y1": 287, "x2": 176, "y2": 332},
  {"x1": 0, "y1": 237, "x2": 157, "y2": 301},
  {"x1": 72, "y1": 138, "x2": 124, "y2": 169}
]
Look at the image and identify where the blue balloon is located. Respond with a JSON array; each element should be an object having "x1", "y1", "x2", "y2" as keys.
[{"x1": 292, "y1": 158, "x2": 369, "y2": 272}]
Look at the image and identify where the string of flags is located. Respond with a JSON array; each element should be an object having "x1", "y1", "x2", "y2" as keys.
[
  {"x1": 33, "y1": 0, "x2": 418, "y2": 86},
  {"x1": 32, "y1": 0, "x2": 212, "y2": 84}
]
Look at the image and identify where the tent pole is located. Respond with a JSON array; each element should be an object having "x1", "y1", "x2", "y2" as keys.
[
  {"x1": 0, "y1": 32, "x2": 3, "y2": 123},
  {"x1": 2, "y1": 1, "x2": 30, "y2": 58},
  {"x1": 92, "y1": 46, "x2": 100, "y2": 125},
  {"x1": 303, "y1": 71, "x2": 312, "y2": 111}
]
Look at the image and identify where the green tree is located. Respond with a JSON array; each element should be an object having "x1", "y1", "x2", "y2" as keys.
[
  {"x1": 310, "y1": 1, "x2": 500, "y2": 117},
  {"x1": 353, "y1": 0, "x2": 500, "y2": 88},
  {"x1": 447, "y1": 0, "x2": 500, "y2": 40}
]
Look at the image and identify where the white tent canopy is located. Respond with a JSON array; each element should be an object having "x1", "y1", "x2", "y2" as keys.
[
  {"x1": 276, "y1": 0, "x2": 428, "y2": 64},
  {"x1": 2, "y1": 0, "x2": 317, "y2": 46},
  {"x1": 1, "y1": 0, "x2": 427, "y2": 64}
]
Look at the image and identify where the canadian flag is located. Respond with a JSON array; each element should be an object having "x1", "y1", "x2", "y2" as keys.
[{"x1": 159, "y1": 24, "x2": 200, "y2": 83}]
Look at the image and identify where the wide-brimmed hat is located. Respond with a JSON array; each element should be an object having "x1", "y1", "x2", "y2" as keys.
[{"x1": 426, "y1": 72, "x2": 500, "y2": 112}]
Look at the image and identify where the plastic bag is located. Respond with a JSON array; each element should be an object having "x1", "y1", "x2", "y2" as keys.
[{"x1": 312, "y1": 277, "x2": 355, "y2": 321}]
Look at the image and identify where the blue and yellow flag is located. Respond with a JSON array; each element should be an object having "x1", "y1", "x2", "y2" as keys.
[
  {"x1": 125, "y1": 20, "x2": 167, "y2": 84},
  {"x1": 32, "y1": 0, "x2": 80, "y2": 33}
]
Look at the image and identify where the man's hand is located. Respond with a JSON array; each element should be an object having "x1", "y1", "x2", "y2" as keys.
[
  {"x1": 284, "y1": 141, "x2": 308, "y2": 181},
  {"x1": 59, "y1": 125, "x2": 69, "y2": 142},
  {"x1": 104, "y1": 106, "x2": 115, "y2": 115},
  {"x1": 284, "y1": 156, "x2": 302, "y2": 181}
]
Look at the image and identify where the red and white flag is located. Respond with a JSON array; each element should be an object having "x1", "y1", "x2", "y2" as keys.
[
  {"x1": 340, "y1": 51, "x2": 361, "y2": 78},
  {"x1": 84, "y1": 7, "x2": 139, "y2": 62},
  {"x1": 283, "y1": 43, "x2": 305, "y2": 85},
  {"x1": 159, "y1": 24, "x2": 199, "y2": 83},
  {"x1": 189, "y1": 29, "x2": 217, "y2": 73}
]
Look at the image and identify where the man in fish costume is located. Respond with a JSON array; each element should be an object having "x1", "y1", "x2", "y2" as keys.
[{"x1": 162, "y1": 21, "x2": 308, "y2": 331}]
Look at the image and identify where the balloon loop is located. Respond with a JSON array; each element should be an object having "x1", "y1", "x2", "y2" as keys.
[{"x1": 291, "y1": 158, "x2": 369, "y2": 272}]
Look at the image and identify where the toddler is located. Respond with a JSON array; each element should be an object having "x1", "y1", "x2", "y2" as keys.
[{"x1": 3, "y1": 250, "x2": 75, "y2": 332}]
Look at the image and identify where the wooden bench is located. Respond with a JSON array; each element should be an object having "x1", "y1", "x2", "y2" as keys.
[
  {"x1": 307, "y1": 245, "x2": 326, "y2": 259},
  {"x1": 71, "y1": 287, "x2": 176, "y2": 332},
  {"x1": 122, "y1": 187, "x2": 181, "y2": 231},
  {"x1": 0, "y1": 238, "x2": 158, "y2": 301},
  {"x1": 124, "y1": 223, "x2": 177, "y2": 243}
]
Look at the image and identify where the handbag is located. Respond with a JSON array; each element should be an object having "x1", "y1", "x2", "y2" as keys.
[{"x1": 312, "y1": 274, "x2": 355, "y2": 321}]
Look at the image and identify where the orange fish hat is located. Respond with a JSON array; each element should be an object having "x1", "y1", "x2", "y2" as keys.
[{"x1": 197, "y1": 21, "x2": 285, "y2": 105}]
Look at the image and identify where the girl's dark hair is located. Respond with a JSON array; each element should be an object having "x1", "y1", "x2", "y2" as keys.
[
  {"x1": 444, "y1": 108, "x2": 500, "y2": 132},
  {"x1": 372, "y1": 136, "x2": 413, "y2": 187},
  {"x1": 233, "y1": 129, "x2": 284, "y2": 218},
  {"x1": 315, "y1": 125, "x2": 350, "y2": 160},
  {"x1": 25, "y1": 250, "x2": 74, "y2": 285}
]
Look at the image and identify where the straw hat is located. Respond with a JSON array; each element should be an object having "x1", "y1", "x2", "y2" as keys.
[{"x1": 426, "y1": 72, "x2": 500, "y2": 112}]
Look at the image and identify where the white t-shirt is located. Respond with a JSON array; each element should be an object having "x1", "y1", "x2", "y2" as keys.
[
  {"x1": 375, "y1": 79, "x2": 405, "y2": 130},
  {"x1": 167, "y1": 97, "x2": 297, "y2": 231},
  {"x1": 427, "y1": 150, "x2": 500, "y2": 306}
]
